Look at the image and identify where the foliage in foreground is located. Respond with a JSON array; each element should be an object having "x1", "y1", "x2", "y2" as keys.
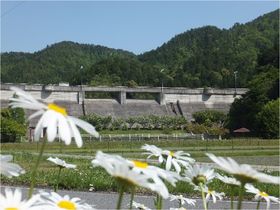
[{"x1": 1, "y1": 153, "x2": 279, "y2": 198}]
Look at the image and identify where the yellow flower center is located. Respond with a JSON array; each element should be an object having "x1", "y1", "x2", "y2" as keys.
[
  {"x1": 133, "y1": 160, "x2": 148, "y2": 168},
  {"x1": 48, "y1": 103, "x2": 67, "y2": 116},
  {"x1": 5, "y1": 208, "x2": 18, "y2": 210},
  {"x1": 57, "y1": 200, "x2": 76, "y2": 209},
  {"x1": 170, "y1": 151, "x2": 174, "y2": 157},
  {"x1": 260, "y1": 191, "x2": 268, "y2": 197}
]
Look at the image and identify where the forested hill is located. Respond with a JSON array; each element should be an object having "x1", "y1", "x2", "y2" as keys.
[
  {"x1": 1, "y1": 9, "x2": 279, "y2": 88},
  {"x1": 1, "y1": 41, "x2": 135, "y2": 84},
  {"x1": 139, "y1": 9, "x2": 279, "y2": 87}
]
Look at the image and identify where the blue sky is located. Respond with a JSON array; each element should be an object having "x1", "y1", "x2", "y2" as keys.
[{"x1": 1, "y1": 1, "x2": 278, "y2": 54}]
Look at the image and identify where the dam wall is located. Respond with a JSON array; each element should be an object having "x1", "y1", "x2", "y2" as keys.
[{"x1": 0, "y1": 83, "x2": 248, "y2": 120}]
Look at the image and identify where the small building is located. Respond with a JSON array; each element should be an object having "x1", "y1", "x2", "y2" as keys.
[{"x1": 233, "y1": 127, "x2": 250, "y2": 137}]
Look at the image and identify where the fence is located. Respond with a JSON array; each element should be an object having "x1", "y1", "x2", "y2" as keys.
[
  {"x1": 2, "y1": 132, "x2": 224, "y2": 143},
  {"x1": 80, "y1": 133, "x2": 212, "y2": 142}
]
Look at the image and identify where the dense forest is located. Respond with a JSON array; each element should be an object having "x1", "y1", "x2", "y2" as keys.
[{"x1": 1, "y1": 9, "x2": 278, "y2": 88}]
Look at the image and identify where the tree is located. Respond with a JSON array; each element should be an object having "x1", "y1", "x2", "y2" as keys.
[
  {"x1": 227, "y1": 66, "x2": 279, "y2": 136},
  {"x1": 0, "y1": 108, "x2": 27, "y2": 142},
  {"x1": 257, "y1": 99, "x2": 279, "y2": 139}
]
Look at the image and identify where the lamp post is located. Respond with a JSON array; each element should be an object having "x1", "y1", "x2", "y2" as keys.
[
  {"x1": 160, "y1": 68, "x2": 165, "y2": 93},
  {"x1": 80, "y1": 65, "x2": 86, "y2": 116},
  {"x1": 234, "y1": 71, "x2": 238, "y2": 94}
]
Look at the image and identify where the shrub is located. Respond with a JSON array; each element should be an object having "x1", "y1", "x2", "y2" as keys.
[
  {"x1": 81, "y1": 114, "x2": 112, "y2": 130},
  {"x1": 82, "y1": 114, "x2": 188, "y2": 131},
  {"x1": 193, "y1": 110, "x2": 226, "y2": 126},
  {"x1": 0, "y1": 108, "x2": 27, "y2": 142},
  {"x1": 185, "y1": 123, "x2": 229, "y2": 136}
]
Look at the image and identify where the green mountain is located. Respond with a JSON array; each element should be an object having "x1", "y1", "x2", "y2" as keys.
[
  {"x1": 139, "y1": 9, "x2": 279, "y2": 87},
  {"x1": 1, "y1": 10, "x2": 278, "y2": 88},
  {"x1": 1, "y1": 41, "x2": 135, "y2": 85}
]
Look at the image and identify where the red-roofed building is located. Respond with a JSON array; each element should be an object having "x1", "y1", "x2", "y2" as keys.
[{"x1": 233, "y1": 127, "x2": 250, "y2": 133}]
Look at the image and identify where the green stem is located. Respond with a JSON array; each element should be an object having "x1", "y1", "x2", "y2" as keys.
[
  {"x1": 156, "y1": 194, "x2": 159, "y2": 210},
  {"x1": 59, "y1": 139, "x2": 63, "y2": 153},
  {"x1": 237, "y1": 182, "x2": 245, "y2": 210},
  {"x1": 28, "y1": 138, "x2": 47, "y2": 198},
  {"x1": 156, "y1": 194, "x2": 163, "y2": 210},
  {"x1": 129, "y1": 187, "x2": 135, "y2": 210},
  {"x1": 230, "y1": 186, "x2": 234, "y2": 210},
  {"x1": 256, "y1": 200, "x2": 261, "y2": 210},
  {"x1": 200, "y1": 183, "x2": 208, "y2": 210},
  {"x1": 116, "y1": 186, "x2": 125, "y2": 210},
  {"x1": 159, "y1": 195, "x2": 163, "y2": 210},
  {"x1": 54, "y1": 167, "x2": 62, "y2": 192}
]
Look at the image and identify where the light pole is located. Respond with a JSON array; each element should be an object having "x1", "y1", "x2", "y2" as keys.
[
  {"x1": 234, "y1": 71, "x2": 238, "y2": 94},
  {"x1": 80, "y1": 65, "x2": 86, "y2": 116},
  {"x1": 160, "y1": 68, "x2": 165, "y2": 93}
]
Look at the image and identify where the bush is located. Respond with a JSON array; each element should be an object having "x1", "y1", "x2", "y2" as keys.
[
  {"x1": 185, "y1": 123, "x2": 229, "y2": 136},
  {"x1": 82, "y1": 114, "x2": 188, "y2": 131},
  {"x1": 185, "y1": 123, "x2": 208, "y2": 134},
  {"x1": 0, "y1": 108, "x2": 27, "y2": 142},
  {"x1": 81, "y1": 114, "x2": 112, "y2": 130},
  {"x1": 257, "y1": 99, "x2": 279, "y2": 139},
  {"x1": 193, "y1": 110, "x2": 226, "y2": 126}
]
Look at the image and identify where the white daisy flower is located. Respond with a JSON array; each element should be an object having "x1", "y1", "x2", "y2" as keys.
[
  {"x1": 92, "y1": 151, "x2": 170, "y2": 199},
  {"x1": 183, "y1": 164, "x2": 216, "y2": 186},
  {"x1": 216, "y1": 173, "x2": 241, "y2": 186},
  {"x1": 0, "y1": 154, "x2": 25, "y2": 178},
  {"x1": 131, "y1": 201, "x2": 151, "y2": 210},
  {"x1": 129, "y1": 160, "x2": 181, "y2": 187},
  {"x1": 9, "y1": 87, "x2": 99, "y2": 148},
  {"x1": 0, "y1": 188, "x2": 41, "y2": 210},
  {"x1": 38, "y1": 191, "x2": 95, "y2": 210},
  {"x1": 169, "y1": 194, "x2": 196, "y2": 206},
  {"x1": 205, "y1": 189, "x2": 224, "y2": 204},
  {"x1": 141, "y1": 144, "x2": 195, "y2": 173},
  {"x1": 206, "y1": 153, "x2": 280, "y2": 184},
  {"x1": 198, "y1": 186, "x2": 225, "y2": 204},
  {"x1": 162, "y1": 150, "x2": 195, "y2": 173},
  {"x1": 245, "y1": 184, "x2": 280, "y2": 210},
  {"x1": 141, "y1": 144, "x2": 164, "y2": 163},
  {"x1": 47, "y1": 157, "x2": 76, "y2": 169}
]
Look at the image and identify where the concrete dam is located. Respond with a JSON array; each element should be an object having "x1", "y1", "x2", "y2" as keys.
[{"x1": 1, "y1": 84, "x2": 248, "y2": 121}]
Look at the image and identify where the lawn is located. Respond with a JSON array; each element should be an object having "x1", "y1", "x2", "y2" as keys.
[
  {"x1": 1, "y1": 138, "x2": 279, "y2": 165},
  {"x1": 1, "y1": 138, "x2": 279, "y2": 197}
]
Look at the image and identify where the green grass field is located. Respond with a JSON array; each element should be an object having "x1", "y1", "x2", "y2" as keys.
[
  {"x1": 1, "y1": 138, "x2": 279, "y2": 197},
  {"x1": 1, "y1": 138, "x2": 279, "y2": 164}
]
